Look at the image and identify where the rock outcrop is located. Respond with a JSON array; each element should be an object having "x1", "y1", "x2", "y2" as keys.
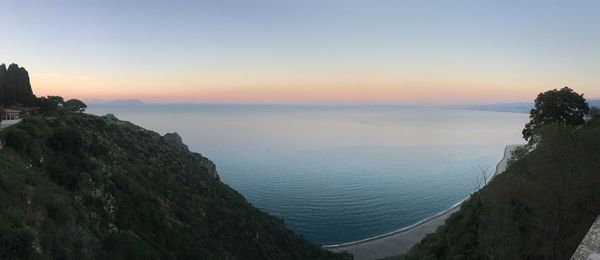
[
  {"x1": 0, "y1": 63, "x2": 36, "y2": 106},
  {"x1": 162, "y1": 132, "x2": 189, "y2": 152},
  {"x1": 0, "y1": 113, "x2": 348, "y2": 259}
]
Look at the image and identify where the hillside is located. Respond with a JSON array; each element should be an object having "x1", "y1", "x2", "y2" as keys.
[
  {"x1": 404, "y1": 117, "x2": 600, "y2": 259},
  {"x1": 0, "y1": 113, "x2": 350, "y2": 259}
]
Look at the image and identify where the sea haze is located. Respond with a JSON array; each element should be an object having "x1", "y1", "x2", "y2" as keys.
[{"x1": 87, "y1": 104, "x2": 528, "y2": 245}]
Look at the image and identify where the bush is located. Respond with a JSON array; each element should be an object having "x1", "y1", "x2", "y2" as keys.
[
  {"x1": 406, "y1": 122, "x2": 600, "y2": 259},
  {"x1": 0, "y1": 227, "x2": 35, "y2": 259},
  {"x1": 64, "y1": 99, "x2": 87, "y2": 113},
  {"x1": 48, "y1": 128, "x2": 84, "y2": 154},
  {"x1": 523, "y1": 87, "x2": 589, "y2": 141},
  {"x1": 100, "y1": 231, "x2": 160, "y2": 260}
]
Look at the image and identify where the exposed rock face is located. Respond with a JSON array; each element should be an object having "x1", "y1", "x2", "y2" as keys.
[
  {"x1": 162, "y1": 132, "x2": 219, "y2": 179},
  {"x1": 572, "y1": 216, "x2": 600, "y2": 259},
  {"x1": 0, "y1": 63, "x2": 35, "y2": 106},
  {"x1": 0, "y1": 64, "x2": 7, "y2": 104},
  {"x1": 193, "y1": 152, "x2": 219, "y2": 179},
  {"x1": 163, "y1": 132, "x2": 189, "y2": 151},
  {"x1": 0, "y1": 113, "x2": 347, "y2": 259},
  {"x1": 102, "y1": 113, "x2": 119, "y2": 121}
]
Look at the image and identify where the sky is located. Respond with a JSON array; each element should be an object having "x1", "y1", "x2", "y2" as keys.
[{"x1": 1, "y1": 0, "x2": 599, "y2": 104}]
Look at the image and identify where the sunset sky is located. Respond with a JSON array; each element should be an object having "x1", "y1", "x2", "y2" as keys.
[{"x1": 1, "y1": 0, "x2": 599, "y2": 104}]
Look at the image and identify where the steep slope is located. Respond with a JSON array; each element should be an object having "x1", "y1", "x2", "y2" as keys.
[
  {"x1": 404, "y1": 117, "x2": 600, "y2": 259},
  {"x1": 0, "y1": 113, "x2": 350, "y2": 259}
]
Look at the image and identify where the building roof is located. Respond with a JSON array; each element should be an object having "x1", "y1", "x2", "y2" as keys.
[{"x1": 3, "y1": 109, "x2": 21, "y2": 113}]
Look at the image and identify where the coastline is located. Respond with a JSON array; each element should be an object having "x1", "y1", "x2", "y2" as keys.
[{"x1": 324, "y1": 144, "x2": 522, "y2": 260}]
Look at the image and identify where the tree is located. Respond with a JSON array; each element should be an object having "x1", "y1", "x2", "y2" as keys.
[
  {"x1": 64, "y1": 99, "x2": 87, "y2": 112},
  {"x1": 47, "y1": 96, "x2": 64, "y2": 106},
  {"x1": 35, "y1": 96, "x2": 65, "y2": 115},
  {"x1": 522, "y1": 87, "x2": 589, "y2": 141}
]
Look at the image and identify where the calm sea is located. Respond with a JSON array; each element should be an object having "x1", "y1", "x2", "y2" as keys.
[{"x1": 87, "y1": 104, "x2": 528, "y2": 245}]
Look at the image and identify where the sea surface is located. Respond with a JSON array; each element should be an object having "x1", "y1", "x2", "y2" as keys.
[{"x1": 87, "y1": 104, "x2": 528, "y2": 245}]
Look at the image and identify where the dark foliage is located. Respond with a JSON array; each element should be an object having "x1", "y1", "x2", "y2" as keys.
[
  {"x1": 34, "y1": 96, "x2": 87, "y2": 116},
  {"x1": 0, "y1": 114, "x2": 350, "y2": 260},
  {"x1": 405, "y1": 117, "x2": 600, "y2": 259},
  {"x1": 522, "y1": 87, "x2": 589, "y2": 141},
  {"x1": 35, "y1": 96, "x2": 65, "y2": 116},
  {"x1": 64, "y1": 99, "x2": 87, "y2": 113}
]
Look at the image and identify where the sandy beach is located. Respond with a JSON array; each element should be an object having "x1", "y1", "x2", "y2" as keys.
[{"x1": 325, "y1": 144, "x2": 522, "y2": 260}]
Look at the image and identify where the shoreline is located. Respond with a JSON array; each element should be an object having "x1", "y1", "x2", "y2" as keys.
[{"x1": 325, "y1": 144, "x2": 522, "y2": 260}]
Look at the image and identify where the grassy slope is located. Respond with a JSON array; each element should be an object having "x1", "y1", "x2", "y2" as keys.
[
  {"x1": 0, "y1": 114, "x2": 350, "y2": 260},
  {"x1": 404, "y1": 117, "x2": 600, "y2": 259}
]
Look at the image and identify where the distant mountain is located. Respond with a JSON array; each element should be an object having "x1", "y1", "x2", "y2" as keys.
[
  {"x1": 452, "y1": 102, "x2": 533, "y2": 113},
  {"x1": 454, "y1": 99, "x2": 600, "y2": 114},
  {"x1": 0, "y1": 64, "x2": 348, "y2": 259}
]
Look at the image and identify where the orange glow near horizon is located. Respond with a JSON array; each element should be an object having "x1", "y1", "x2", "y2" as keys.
[
  {"x1": 29, "y1": 70, "x2": 597, "y2": 105},
  {"x1": 4, "y1": 1, "x2": 600, "y2": 105}
]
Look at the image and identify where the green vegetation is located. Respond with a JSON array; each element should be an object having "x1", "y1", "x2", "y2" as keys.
[
  {"x1": 35, "y1": 96, "x2": 87, "y2": 115},
  {"x1": 3, "y1": 63, "x2": 346, "y2": 259},
  {"x1": 522, "y1": 87, "x2": 589, "y2": 141},
  {"x1": 0, "y1": 114, "x2": 349, "y2": 259},
  {"x1": 405, "y1": 90, "x2": 600, "y2": 259},
  {"x1": 34, "y1": 96, "x2": 65, "y2": 116},
  {"x1": 64, "y1": 99, "x2": 87, "y2": 113},
  {"x1": 1, "y1": 63, "x2": 86, "y2": 119}
]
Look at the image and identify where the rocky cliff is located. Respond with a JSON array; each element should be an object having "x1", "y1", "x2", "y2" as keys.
[
  {"x1": 0, "y1": 63, "x2": 36, "y2": 106},
  {"x1": 0, "y1": 113, "x2": 350, "y2": 259}
]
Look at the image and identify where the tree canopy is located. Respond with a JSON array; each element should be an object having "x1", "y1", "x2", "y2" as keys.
[
  {"x1": 35, "y1": 96, "x2": 65, "y2": 115},
  {"x1": 64, "y1": 99, "x2": 87, "y2": 112},
  {"x1": 522, "y1": 87, "x2": 589, "y2": 141}
]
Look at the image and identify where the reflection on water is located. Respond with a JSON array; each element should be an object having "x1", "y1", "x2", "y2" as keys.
[{"x1": 87, "y1": 104, "x2": 528, "y2": 245}]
